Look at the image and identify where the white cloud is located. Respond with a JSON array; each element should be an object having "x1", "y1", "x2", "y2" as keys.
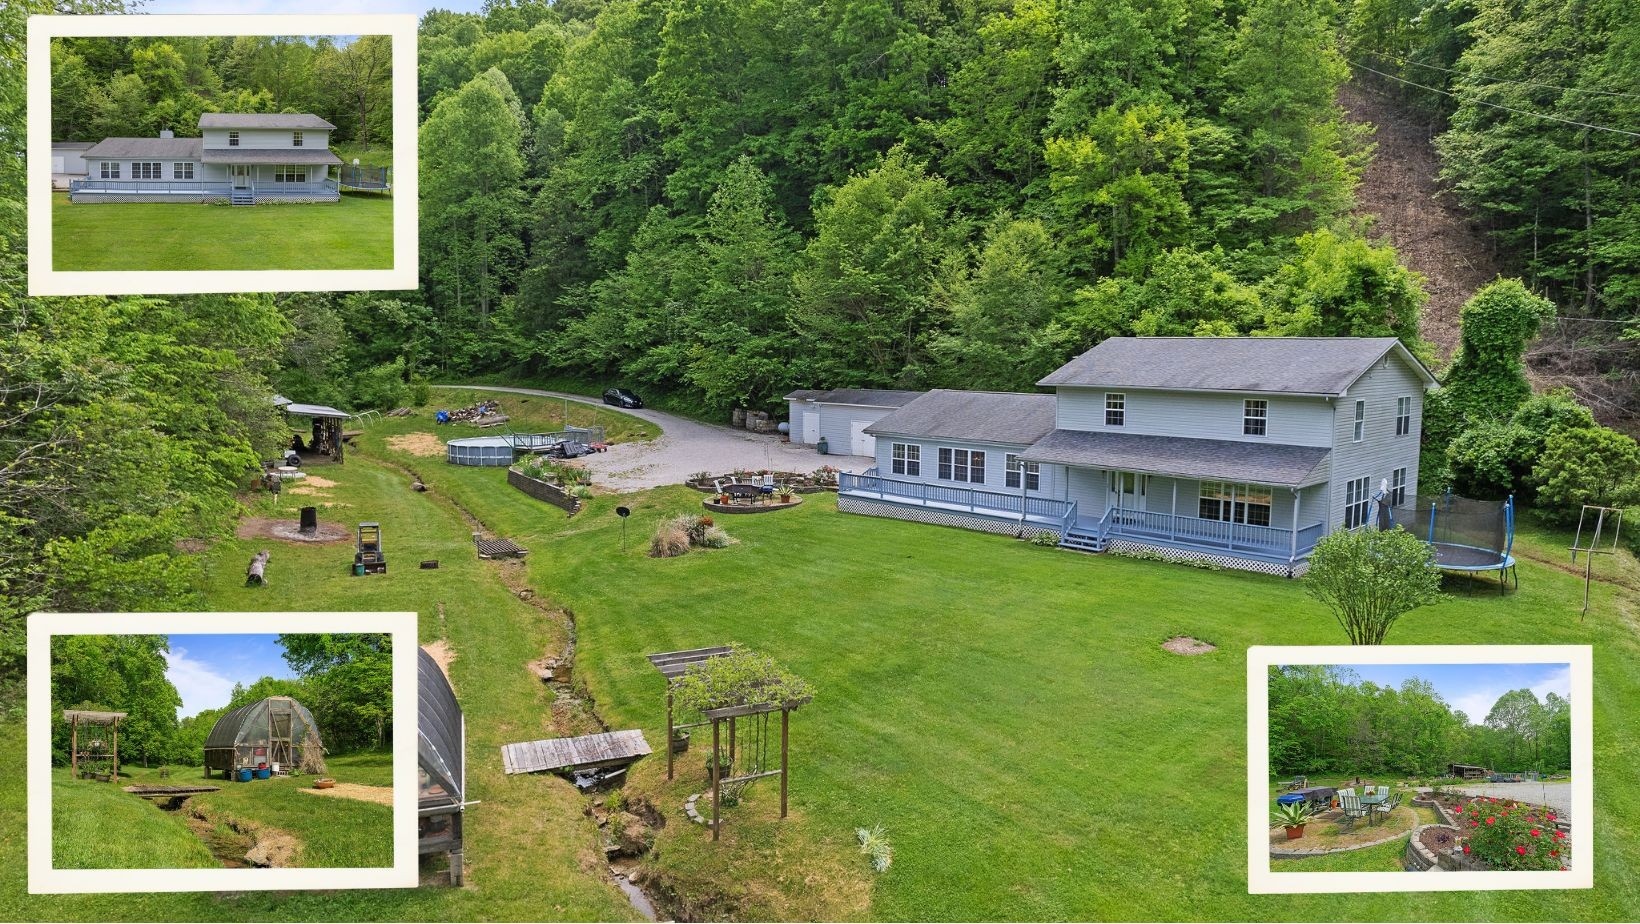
[
  {"x1": 1448, "y1": 666, "x2": 1572, "y2": 725},
  {"x1": 162, "y1": 647, "x2": 237, "y2": 719}
]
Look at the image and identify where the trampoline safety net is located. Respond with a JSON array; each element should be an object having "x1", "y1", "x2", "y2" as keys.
[{"x1": 1390, "y1": 493, "x2": 1513, "y2": 570}]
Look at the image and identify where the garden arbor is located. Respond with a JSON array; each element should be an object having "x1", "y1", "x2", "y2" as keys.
[
  {"x1": 64, "y1": 710, "x2": 126, "y2": 781},
  {"x1": 648, "y1": 646, "x2": 813, "y2": 841}
]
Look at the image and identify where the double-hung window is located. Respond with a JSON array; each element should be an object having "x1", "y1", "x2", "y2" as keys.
[
  {"x1": 1198, "y1": 481, "x2": 1272, "y2": 527},
  {"x1": 1243, "y1": 399, "x2": 1268, "y2": 436},
  {"x1": 1352, "y1": 400, "x2": 1366, "y2": 442},
  {"x1": 1344, "y1": 476, "x2": 1372, "y2": 528},
  {"x1": 1396, "y1": 396, "x2": 1412, "y2": 436},
  {"x1": 274, "y1": 165, "x2": 308, "y2": 183},
  {"x1": 173, "y1": 162, "x2": 194, "y2": 180},
  {"x1": 99, "y1": 161, "x2": 120, "y2": 179},
  {"x1": 132, "y1": 162, "x2": 161, "y2": 179},
  {"x1": 227, "y1": 131, "x2": 240, "y2": 147},
  {"x1": 937, "y1": 447, "x2": 985, "y2": 484},
  {"x1": 1005, "y1": 454, "x2": 1039, "y2": 491},
  {"x1": 1105, "y1": 392, "x2": 1125, "y2": 427},
  {"x1": 891, "y1": 443, "x2": 919, "y2": 477},
  {"x1": 1390, "y1": 467, "x2": 1408, "y2": 507},
  {"x1": 292, "y1": 130, "x2": 304, "y2": 147}
]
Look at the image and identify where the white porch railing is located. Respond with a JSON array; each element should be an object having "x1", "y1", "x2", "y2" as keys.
[
  {"x1": 1096, "y1": 507, "x2": 1325, "y2": 560},
  {"x1": 839, "y1": 471, "x2": 1078, "y2": 530},
  {"x1": 69, "y1": 178, "x2": 340, "y2": 196}
]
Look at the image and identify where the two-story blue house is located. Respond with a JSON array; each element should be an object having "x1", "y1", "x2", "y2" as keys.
[{"x1": 836, "y1": 337, "x2": 1436, "y2": 575}]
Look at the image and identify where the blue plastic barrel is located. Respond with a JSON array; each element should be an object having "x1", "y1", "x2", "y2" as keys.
[
  {"x1": 257, "y1": 767, "x2": 271, "y2": 780},
  {"x1": 238, "y1": 768, "x2": 253, "y2": 782}
]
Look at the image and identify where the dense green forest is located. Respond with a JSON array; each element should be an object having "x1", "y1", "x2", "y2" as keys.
[
  {"x1": 3, "y1": 0, "x2": 1638, "y2": 690},
  {"x1": 1268, "y1": 665, "x2": 1572, "y2": 777},
  {"x1": 50, "y1": 633, "x2": 393, "y2": 767},
  {"x1": 50, "y1": 34, "x2": 392, "y2": 147}
]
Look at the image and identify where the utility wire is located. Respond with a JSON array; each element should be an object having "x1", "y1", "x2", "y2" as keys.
[
  {"x1": 1349, "y1": 61, "x2": 1640, "y2": 139},
  {"x1": 1361, "y1": 50, "x2": 1640, "y2": 101}
]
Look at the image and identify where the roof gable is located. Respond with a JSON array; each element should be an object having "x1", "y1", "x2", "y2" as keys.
[
  {"x1": 865, "y1": 389, "x2": 1056, "y2": 445},
  {"x1": 1038, "y1": 337, "x2": 1435, "y2": 396}
]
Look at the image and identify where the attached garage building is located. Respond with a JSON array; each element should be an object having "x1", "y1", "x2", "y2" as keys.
[{"x1": 784, "y1": 389, "x2": 925, "y2": 457}]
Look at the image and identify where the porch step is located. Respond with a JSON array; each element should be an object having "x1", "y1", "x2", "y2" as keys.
[
  {"x1": 1059, "y1": 529, "x2": 1105, "y2": 553},
  {"x1": 230, "y1": 190, "x2": 256, "y2": 206}
]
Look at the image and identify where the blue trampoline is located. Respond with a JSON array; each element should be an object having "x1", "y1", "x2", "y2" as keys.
[{"x1": 1387, "y1": 492, "x2": 1517, "y2": 593}]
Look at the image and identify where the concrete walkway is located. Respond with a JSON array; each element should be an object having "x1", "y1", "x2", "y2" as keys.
[
  {"x1": 439, "y1": 385, "x2": 875, "y2": 492},
  {"x1": 1446, "y1": 781, "x2": 1573, "y2": 821}
]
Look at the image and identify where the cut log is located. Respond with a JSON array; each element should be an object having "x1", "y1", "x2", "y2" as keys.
[{"x1": 246, "y1": 550, "x2": 270, "y2": 586}]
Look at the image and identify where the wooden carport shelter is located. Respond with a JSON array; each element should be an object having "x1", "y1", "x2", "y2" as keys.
[
  {"x1": 64, "y1": 710, "x2": 126, "y2": 781},
  {"x1": 282, "y1": 402, "x2": 351, "y2": 463},
  {"x1": 647, "y1": 647, "x2": 810, "y2": 841}
]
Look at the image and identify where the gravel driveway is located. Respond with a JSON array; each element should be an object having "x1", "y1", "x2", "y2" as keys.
[
  {"x1": 440, "y1": 385, "x2": 876, "y2": 492},
  {"x1": 1446, "y1": 782, "x2": 1573, "y2": 820}
]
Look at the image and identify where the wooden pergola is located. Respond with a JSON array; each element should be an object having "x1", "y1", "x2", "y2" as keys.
[
  {"x1": 64, "y1": 709, "x2": 126, "y2": 781},
  {"x1": 647, "y1": 647, "x2": 810, "y2": 841}
]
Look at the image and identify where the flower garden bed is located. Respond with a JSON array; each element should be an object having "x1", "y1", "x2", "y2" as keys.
[
  {"x1": 1411, "y1": 792, "x2": 1571, "y2": 871},
  {"x1": 685, "y1": 468, "x2": 839, "y2": 494},
  {"x1": 509, "y1": 458, "x2": 593, "y2": 516},
  {"x1": 702, "y1": 495, "x2": 804, "y2": 515}
]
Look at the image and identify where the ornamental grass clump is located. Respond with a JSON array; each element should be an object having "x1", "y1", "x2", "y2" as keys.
[
  {"x1": 649, "y1": 515, "x2": 734, "y2": 557},
  {"x1": 1457, "y1": 797, "x2": 1569, "y2": 870},
  {"x1": 856, "y1": 825, "x2": 893, "y2": 873}
]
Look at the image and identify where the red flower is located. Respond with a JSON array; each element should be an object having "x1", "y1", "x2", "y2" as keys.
[
  {"x1": 1516, "y1": 846, "x2": 1528, "y2": 855},
  {"x1": 1486, "y1": 817, "x2": 1496, "y2": 825},
  {"x1": 1530, "y1": 829, "x2": 1541, "y2": 837},
  {"x1": 1554, "y1": 831, "x2": 1566, "y2": 839},
  {"x1": 1547, "y1": 813, "x2": 1557, "y2": 821},
  {"x1": 1462, "y1": 845, "x2": 1471, "y2": 854},
  {"x1": 1551, "y1": 850, "x2": 1559, "y2": 857}
]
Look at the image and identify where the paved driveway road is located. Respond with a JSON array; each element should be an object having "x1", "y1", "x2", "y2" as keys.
[
  {"x1": 1447, "y1": 782, "x2": 1573, "y2": 820},
  {"x1": 440, "y1": 385, "x2": 876, "y2": 492}
]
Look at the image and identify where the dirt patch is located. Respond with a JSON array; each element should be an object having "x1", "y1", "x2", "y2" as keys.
[
  {"x1": 237, "y1": 517, "x2": 352, "y2": 544},
  {"x1": 182, "y1": 802, "x2": 297, "y2": 868},
  {"x1": 423, "y1": 639, "x2": 457, "y2": 687},
  {"x1": 286, "y1": 475, "x2": 339, "y2": 497},
  {"x1": 296, "y1": 783, "x2": 394, "y2": 807},
  {"x1": 1420, "y1": 824, "x2": 1460, "y2": 855},
  {"x1": 1163, "y1": 636, "x2": 1216, "y2": 655},
  {"x1": 387, "y1": 432, "x2": 447, "y2": 458},
  {"x1": 245, "y1": 828, "x2": 299, "y2": 868},
  {"x1": 1270, "y1": 805, "x2": 1416, "y2": 850}
]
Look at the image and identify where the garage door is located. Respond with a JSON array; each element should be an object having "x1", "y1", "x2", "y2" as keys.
[
  {"x1": 52, "y1": 156, "x2": 65, "y2": 173},
  {"x1": 849, "y1": 420, "x2": 875, "y2": 457}
]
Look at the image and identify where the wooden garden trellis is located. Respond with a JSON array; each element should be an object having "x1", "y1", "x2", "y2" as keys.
[
  {"x1": 647, "y1": 647, "x2": 810, "y2": 841},
  {"x1": 64, "y1": 710, "x2": 126, "y2": 781}
]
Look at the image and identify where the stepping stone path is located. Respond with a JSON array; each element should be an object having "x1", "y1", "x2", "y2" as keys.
[{"x1": 683, "y1": 793, "x2": 716, "y2": 828}]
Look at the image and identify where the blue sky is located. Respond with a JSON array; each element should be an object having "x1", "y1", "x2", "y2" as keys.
[
  {"x1": 1325, "y1": 662, "x2": 1572, "y2": 726},
  {"x1": 163, "y1": 634, "x2": 296, "y2": 718}
]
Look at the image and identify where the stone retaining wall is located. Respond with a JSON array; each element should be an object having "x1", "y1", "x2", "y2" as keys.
[
  {"x1": 1268, "y1": 823, "x2": 1410, "y2": 859},
  {"x1": 508, "y1": 467, "x2": 583, "y2": 515}
]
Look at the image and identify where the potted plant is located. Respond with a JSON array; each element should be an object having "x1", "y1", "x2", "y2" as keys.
[
  {"x1": 705, "y1": 751, "x2": 732, "y2": 782},
  {"x1": 671, "y1": 729, "x2": 690, "y2": 754},
  {"x1": 1272, "y1": 801, "x2": 1315, "y2": 839}
]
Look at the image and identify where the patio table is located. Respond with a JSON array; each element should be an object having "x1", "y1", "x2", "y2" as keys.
[{"x1": 1359, "y1": 791, "x2": 1388, "y2": 824}]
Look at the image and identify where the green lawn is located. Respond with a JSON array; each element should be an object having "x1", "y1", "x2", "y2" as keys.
[
  {"x1": 51, "y1": 770, "x2": 219, "y2": 870},
  {"x1": 414, "y1": 387, "x2": 659, "y2": 445},
  {"x1": 5, "y1": 416, "x2": 1638, "y2": 920},
  {"x1": 50, "y1": 192, "x2": 392, "y2": 271}
]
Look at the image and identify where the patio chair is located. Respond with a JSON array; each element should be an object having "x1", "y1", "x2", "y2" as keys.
[
  {"x1": 1372, "y1": 791, "x2": 1403, "y2": 824},
  {"x1": 1375, "y1": 785, "x2": 1389, "y2": 799},
  {"x1": 1338, "y1": 790, "x2": 1369, "y2": 830}
]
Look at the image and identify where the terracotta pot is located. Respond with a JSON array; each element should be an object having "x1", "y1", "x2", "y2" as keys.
[
  {"x1": 314, "y1": 778, "x2": 336, "y2": 789},
  {"x1": 1284, "y1": 825, "x2": 1306, "y2": 840}
]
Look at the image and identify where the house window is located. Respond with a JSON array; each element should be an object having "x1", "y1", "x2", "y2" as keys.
[
  {"x1": 99, "y1": 161, "x2": 119, "y2": 179},
  {"x1": 1005, "y1": 454, "x2": 1040, "y2": 491},
  {"x1": 228, "y1": 131, "x2": 240, "y2": 147},
  {"x1": 1344, "y1": 476, "x2": 1372, "y2": 528},
  {"x1": 1244, "y1": 399, "x2": 1268, "y2": 436},
  {"x1": 1198, "y1": 481, "x2": 1272, "y2": 527},
  {"x1": 173, "y1": 162, "x2": 194, "y2": 180},
  {"x1": 1396, "y1": 396, "x2": 1412, "y2": 436},
  {"x1": 937, "y1": 447, "x2": 985, "y2": 484},
  {"x1": 132, "y1": 162, "x2": 161, "y2": 179},
  {"x1": 274, "y1": 165, "x2": 308, "y2": 183},
  {"x1": 1390, "y1": 467, "x2": 1408, "y2": 507},
  {"x1": 292, "y1": 130, "x2": 304, "y2": 147},
  {"x1": 1105, "y1": 392, "x2": 1125, "y2": 427},
  {"x1": 891, "y1": 443, "x2": 919, "y2": 477},
  {"x1": 1352, "y1": 400, "x2": 1365, "y2": 442}
]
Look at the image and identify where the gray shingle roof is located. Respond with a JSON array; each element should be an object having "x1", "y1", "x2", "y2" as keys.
[
  {"x1": 82, "y1": 137, "x2": 203, "y2": 159},
  {"x1": 199, "y1": 112, "x2": 336, "y2": 130},
  {"x1": 865, "y1": 390, "x2": 1056, "y2": 445},
  {"x1": 52, "y1": 141, "x2": 96, "y2": 150},
  {"x1": 1018, "y1": 429, "x2": 1332, "y2": 487},
  {"x1": 783, "y1": 388, "x2": 925, "y2": 408},
  {"x1": 201, "y1": 148, "x2": 342, "y2": 165},
  {"x1": 1037, "y1": 337, "x2": 1434, "y2": 395}
]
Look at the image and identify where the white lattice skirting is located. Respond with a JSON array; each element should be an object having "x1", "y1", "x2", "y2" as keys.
[
  {"x1": 1103, "y1": 538, "x2": 1308, "y2": 578},
  {"x1": 837, "y1": 495, "x2": 1063, "y2": 541}
]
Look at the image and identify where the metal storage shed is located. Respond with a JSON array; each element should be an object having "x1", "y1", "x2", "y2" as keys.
[
  {"x1": 419, "y1": 647, "x2": 467, "y2": 885},
  {"x1": 784, "y1": 389, "x2": 925, "y2": 456},
  {"x1": 203, "y1": 695, "x2": 323, "y2": 778}
]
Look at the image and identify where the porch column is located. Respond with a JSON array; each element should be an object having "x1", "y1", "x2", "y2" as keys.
[
  {"x1": 1289, "y1": 487, "x2": 1301, "y2": 563},
  {"x1": 1228, "y1": 484, "x2": 1238, "y2": 550}
]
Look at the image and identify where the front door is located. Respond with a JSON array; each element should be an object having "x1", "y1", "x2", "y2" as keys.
[
  {"x1": 232, "y1": 165, "x2": 251, "y2": 189},
  {"x1": 1110, "y1": 471, "x2": 1144, "y2": 512}
]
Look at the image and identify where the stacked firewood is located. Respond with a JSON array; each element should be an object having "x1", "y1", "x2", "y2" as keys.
[{"x1": 446, "y1": 399, "x2": 502, "y2": 423}]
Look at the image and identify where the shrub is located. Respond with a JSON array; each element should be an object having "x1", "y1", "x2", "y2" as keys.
[
  {"x1": 1305, "y1": 527, "x2": 1444, "y2": 644},
  {"x1": 1530, "y1": 426, "x2": 1640, "y2": 525},
  {"x1": 408, "y1": 378, "x2": 432, "y2": 407},
  {"x1": 699, "y1": 525, "x2": 734, "y2": 548},
  {"x1": 1029, "y1": 531, "x2": 1061, "y2": 547},
  {"x1": 1447, "y1": 421, "x2": 1536, "y2": 499},
  {"x1": 650, "y1": 520, "x2": 691, "y2": 558},
  {"x1": 1458, "y1": 798, "x2": 1568, "y2": 871}
]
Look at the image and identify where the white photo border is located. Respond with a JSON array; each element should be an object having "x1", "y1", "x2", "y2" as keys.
[
  {"x1": 28, "y1": 611, "x2": 419, "y2": 893},
  {"x1": 1247, "y1": 644, "x2": 1594, "y2": 894},
  {"x1": 26, "y1": 14, "x2": 418, "y2": 295}
]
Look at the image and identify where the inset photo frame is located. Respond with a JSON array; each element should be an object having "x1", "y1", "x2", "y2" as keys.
[
  {"x1": 26, "y1": 14, "x2": 418, "y2": 295},
  {"x1": 28, "y1": 611, "x2": 419, "y2": 893},
  {"x1": 1248, "y1": 645, "x2": 1593, "y2": 894}
]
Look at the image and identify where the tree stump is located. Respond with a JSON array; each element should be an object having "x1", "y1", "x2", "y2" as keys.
[{"x1": 246, "y1": 550, "x2": 270, "y2": 586}]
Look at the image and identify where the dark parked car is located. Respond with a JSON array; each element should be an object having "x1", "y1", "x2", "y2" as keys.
[{"x1": 603, "y1": 388, "x2": 643, "y2": 409}]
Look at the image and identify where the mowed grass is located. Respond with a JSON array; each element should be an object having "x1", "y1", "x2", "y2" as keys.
[
  {"x1": 50, "y1": 769, "x2": 218, "y2": 870},
  {"x1": 50, "y1": 191, "x2": 392, "y2": 271},
  {"x1": 409, "y1": 387, "x2": 659, "y2": 445}
]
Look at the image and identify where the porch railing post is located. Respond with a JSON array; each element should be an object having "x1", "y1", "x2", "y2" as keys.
[{"x1": 1289, "y1": 487, "x2": 1301, "y2": 563}]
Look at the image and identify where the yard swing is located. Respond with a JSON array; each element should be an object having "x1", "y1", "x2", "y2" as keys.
[{"x1": 647, "y1": 645, "x2": 813, "y2": 841}]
